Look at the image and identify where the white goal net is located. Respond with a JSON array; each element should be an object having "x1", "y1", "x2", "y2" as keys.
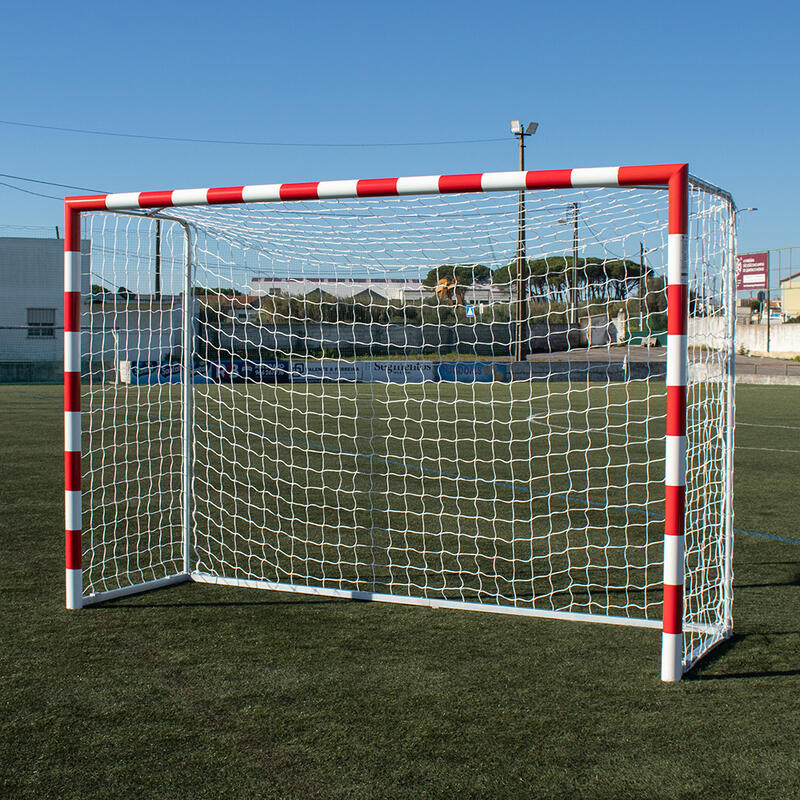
[{"x1": 73, "y1": 168, "x2": 735, "y2": 679}]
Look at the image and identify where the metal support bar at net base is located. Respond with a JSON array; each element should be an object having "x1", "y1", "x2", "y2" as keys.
[
  {"x1": 190, "y1": 572, "x2": 665, "y2": 628},
  {"x1": 81, "y1": 574, "x2": 192, "y2": 606}
]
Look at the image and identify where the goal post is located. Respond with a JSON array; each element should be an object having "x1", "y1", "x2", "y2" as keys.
[{"x1": 64, "y1": 163, "x2": 736, "y2": 682}]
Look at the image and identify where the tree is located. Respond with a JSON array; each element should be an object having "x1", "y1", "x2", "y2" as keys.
[
  {"x1": 422, "y1": 264, "x2": 490, "y2": 287},
  {"x1": 493, "y1": 256, "x2": 653, "y2": 303}
]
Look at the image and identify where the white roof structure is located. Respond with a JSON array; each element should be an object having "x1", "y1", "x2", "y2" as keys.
[{"x1": 250, "y1": 277, "x2": 426, "y2": 302}]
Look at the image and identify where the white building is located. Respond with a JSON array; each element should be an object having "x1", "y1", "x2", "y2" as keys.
[
  {"x1": 463, "y1": 283, "x2": 512, "y2": 306},
  {"x1": 250, "y1": 277, "x2": 426, "y2": 303},
  {"x1": 0, "y1": 237, "x2": 189, "y2": 378},
  {"x1": 0, "y1": 237, "x2": 90, "y2": 363},
  {"x1": 86, "y1": 294, "x2": 190, "y2": 369}
]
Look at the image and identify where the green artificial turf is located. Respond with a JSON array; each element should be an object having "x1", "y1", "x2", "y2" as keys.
[{"x1": 0, "y1": 383, "x2": 797, "y2": 799}]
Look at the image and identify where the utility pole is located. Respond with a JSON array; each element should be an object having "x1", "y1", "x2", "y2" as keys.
[
  {"x1": 155, "y1": 218, "x2": 162, "y2": 299},
  {"x1": 640, "y1": 241, "x2": 646, "y2": 330},
  {"x1": 570, "y1": 202, "x2": 579, "y2": 327},
  {"x1": 766, "y1": 252, "x2": 772, "y2": 353},
  {"x1": 510, "y1": 120, "x2": 538, "y2": 361}
]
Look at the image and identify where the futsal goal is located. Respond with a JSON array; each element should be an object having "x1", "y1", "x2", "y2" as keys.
[{"x1": 64, "y1": 163, "x2": 736, "y2": 681}]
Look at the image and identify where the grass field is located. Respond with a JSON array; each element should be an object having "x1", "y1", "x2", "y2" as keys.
[
  {"x1": 83, "y1": 379, "x2": 669, "y2": 619},
  {"x1": 1, "y1": 383, "x2": 798, "y2": 798}
]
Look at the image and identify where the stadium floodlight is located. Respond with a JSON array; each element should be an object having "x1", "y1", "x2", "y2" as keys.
[
  {"x1": 510, "y1": 120, "x2": 539, "y2": 138},
  {"x1": 63, "y1": 162, "x2": 736, "y2": 683}
]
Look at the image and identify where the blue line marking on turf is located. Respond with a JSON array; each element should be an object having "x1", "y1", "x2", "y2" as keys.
[
  {"x1": 9, "y1": 389, "x2": 798, "y2": 544},
  {"x1": 260, "y1": 428, "x2": 800, "y2": 545},
  {"x1": 730, "y1": 528, "x2": 800, "y2": 545},
  {"x1": 148, "y1": 410, "x2": 800, "y2": 547}
]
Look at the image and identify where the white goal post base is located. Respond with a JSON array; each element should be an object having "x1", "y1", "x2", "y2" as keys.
[
  {"x1": 191, "y1": 572, "x2": 727, "y2": 639},
  {"x1": 80, "y1": 574, "x2": 192, "y2": 607},
  {"x1": 64, "y1": 163, "x2": 736, "y2": 683},
  {"x1": 81, "y1": 568, "x2": 728, "y2": 638}
]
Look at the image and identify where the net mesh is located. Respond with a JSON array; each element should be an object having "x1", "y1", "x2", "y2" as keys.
[{"x1": 80, "y1": 179, "x2": 734, "y2": 672}]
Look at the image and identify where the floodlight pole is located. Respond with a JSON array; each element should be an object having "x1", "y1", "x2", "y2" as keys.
[{"x1": 511, "y1": 121, "x2": 538, "y2": 361}]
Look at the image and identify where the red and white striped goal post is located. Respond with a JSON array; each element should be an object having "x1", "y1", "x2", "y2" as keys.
[{"x1": 64, "y1": 162, "x2": 690, "y2": 682}]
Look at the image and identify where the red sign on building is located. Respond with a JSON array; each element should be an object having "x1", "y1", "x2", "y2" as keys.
[{"x1": 736, "y1": 252, "x2": 769, "y2": 290}]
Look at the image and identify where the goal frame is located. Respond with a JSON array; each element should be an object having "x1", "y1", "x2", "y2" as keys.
[{"x1": 64, "y1": 162, "x2": 734, "y2": 682}]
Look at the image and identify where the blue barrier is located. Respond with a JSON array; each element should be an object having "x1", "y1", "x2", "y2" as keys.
[{"x1": 123, "y1": 359, "x2": 512, "y2": 385}]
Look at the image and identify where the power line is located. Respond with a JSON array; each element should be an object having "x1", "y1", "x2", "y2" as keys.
[
  {"x1": 0, "y1": 180, "x2": 62, "y2": 200},
  {"x1": 0, "y1": 172, "x2": 106, "y2": 202},
  {"x1": 0, "y1": 172, "x2": 105, "y2": 193},
  {"x1": 0, "y1": 118, "x2": 506, "y2": 148}
]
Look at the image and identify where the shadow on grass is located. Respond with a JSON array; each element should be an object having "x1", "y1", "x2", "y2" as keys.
[
  {"x1": 735, "y1": 575, "x2": 800, "y2": 588},
  {"x1": 97, "y1": 597, "x2": 346, "y2": 610},
  {"x1": 692, "y1": 668, "x2": 800, "y2": 680},
  {"x1": 685, "y1": 633, "x2": 800, "y2": 681}
]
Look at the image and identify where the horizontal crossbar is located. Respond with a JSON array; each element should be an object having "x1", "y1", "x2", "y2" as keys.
[{"x1": 65, "y1": 164, "x2": 686, "y2": 212}]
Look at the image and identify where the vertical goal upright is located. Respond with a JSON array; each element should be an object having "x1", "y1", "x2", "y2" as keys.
[
  {"x1": 65, "y1": 163, "x2": 736, "y2": 681},
  {"x1": 662, "y1": 164, "x2": 689, "y2": 682}
]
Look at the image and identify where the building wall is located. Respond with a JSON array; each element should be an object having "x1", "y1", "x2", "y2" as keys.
[
  {"x1": 84, "y1": 298, "x2": 188, "y2": 369},
  {"x1": 781, "y1": 279, "x2": 800, "y2": 317},
  {"x1": 208, "y1": 316, "x2": 619, "y2": 357},
  {"x1": 0, "y1": 237, "x2": 89, "y2": 362},
  {"x1": 463, "y1": 286, "x2": 511, "y2": 305},
  {"x1": 689, "y1": 316, "x2": 800, "y2": 353}
]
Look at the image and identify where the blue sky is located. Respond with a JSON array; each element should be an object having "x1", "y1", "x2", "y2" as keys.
[{"x1": 0, "y1": 0, "x2": 796, "y2": 252}]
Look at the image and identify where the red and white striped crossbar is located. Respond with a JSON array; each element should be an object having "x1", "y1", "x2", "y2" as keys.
[
  {"x1": 64, "y1": 162, "x2": 690, "y2": 681},
  {"x1": 65, "y1": 164, "x2": 685, "y2": 212}
]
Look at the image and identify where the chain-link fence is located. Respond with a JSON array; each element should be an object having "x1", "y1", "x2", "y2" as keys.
[{"x1": 736, "y1": 245, "x2": 800, "y2": 354}]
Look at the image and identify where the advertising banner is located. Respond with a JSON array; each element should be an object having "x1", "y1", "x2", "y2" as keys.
[
  {"x1": 126, "y1": 361, "x2": 217, "y2": 384},
  {"x1": 736, "y1": 252, "x2": 769, "y2": 290},
  {"x1": 215, "y1": 360, "x2": 292, "y2": 383},
  {"x1": 361, "y1": 361, "x2": 437, "y2": 383},
  {"x1": 122, "y1": 359, "x2": 512, "y2": 385},
  {"x1": 291, "y1": 360, "x2": 358, "y2": 382},
  {"x1": 436, "y1": 361, "x2": 511, "y2": 383}
]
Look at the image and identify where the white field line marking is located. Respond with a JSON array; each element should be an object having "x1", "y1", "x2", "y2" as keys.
[
  {"x1": 601, "y1": 409, "x2": 800, "y2": 434},
  {"x1": 736, "y1": 421, "x2": 800, "y2": 432},
  {"x1": 737, "y1": 446, "x2": 800, "y2": 454},
  {"x1": 80, "y1": 400, "x2": 799, "y2": 543},
  {"x1": 604, "y1": 410, "x2": 800, "y2": 436},
  {"x1": 526, "y1": 413, "x2": 652, "y2": 443}
]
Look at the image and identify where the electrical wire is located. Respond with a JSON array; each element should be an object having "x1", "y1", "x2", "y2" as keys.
[
  {"x1": 0, "y1": 172, "x2": 104, "y2": 193},
  {"x1": 0, "y1": 180, "x2": 62, "y2": 200},
  {"x1": 0, "y1": 118, "x2": 506, "y2": 148},
  {"x1": 0, "y1": 172, "x2": 106, "y2": 201}
]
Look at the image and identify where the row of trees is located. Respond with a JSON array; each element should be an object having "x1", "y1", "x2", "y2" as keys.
[
  {"x1": 198, "y1": 295, "x2": 668, "y2": 328},
  {"x1": 424, "y1": 258, "x2": 654, "y2": 302},
  {"x1": 191, "y1": 259, "x2": 668, "y2": 328}
]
